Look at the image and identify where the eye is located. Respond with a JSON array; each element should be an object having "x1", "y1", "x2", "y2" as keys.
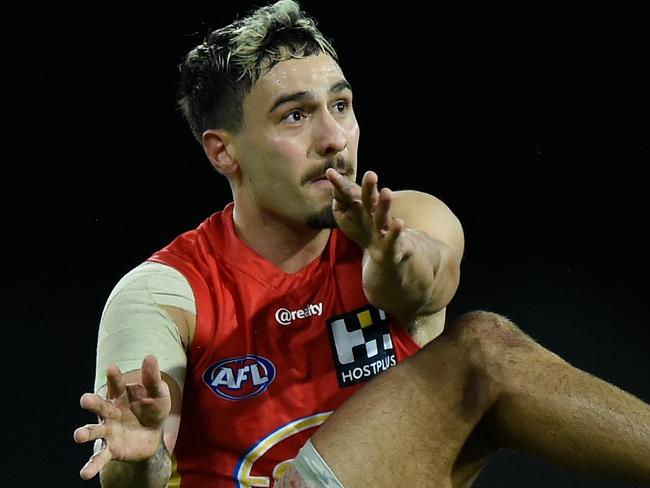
[
  {"x1": 333, "y1": 101, "x2": 347, "y2": 113},
  {"x1": 283, "y1": 110, "x2": 305, "y2": 123}
]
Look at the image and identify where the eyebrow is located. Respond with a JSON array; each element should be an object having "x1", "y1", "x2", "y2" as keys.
[{"x1": 267, "y1": 79, "x2": 352, "y2": 114}]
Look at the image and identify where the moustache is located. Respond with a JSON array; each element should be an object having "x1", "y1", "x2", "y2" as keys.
[{"x1": 303, "y1": 156, "x2": 353, "y2": 184}]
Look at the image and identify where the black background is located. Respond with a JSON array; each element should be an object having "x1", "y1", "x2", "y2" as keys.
[{"x1": 3, "y1": 2, "x2": 649, "y2": 486}]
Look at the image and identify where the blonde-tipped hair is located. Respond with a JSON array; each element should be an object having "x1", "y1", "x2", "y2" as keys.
[{"x1": 177, "y1": 0, "x2": 338, "y2": 141}]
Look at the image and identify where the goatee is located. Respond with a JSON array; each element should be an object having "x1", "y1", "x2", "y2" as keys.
[{"x1": 306, "y1": 205, "x2": 337, "y2": 229}]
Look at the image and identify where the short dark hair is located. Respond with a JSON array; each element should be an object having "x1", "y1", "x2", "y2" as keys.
[{"x1": 177, "y1": 0, "x2": 338, "y2": 142}]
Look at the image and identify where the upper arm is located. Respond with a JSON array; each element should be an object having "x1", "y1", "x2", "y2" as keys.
[
  {"x1": 391, "y1": 190, "x2": 465, "y2": 264},
  {"x1": 94, "y1": 262, "x2": 195, "y2": 391},
  {"x1": 94, "y1": 262, "x2": 196, "y2": 453},
  {"x1": 390, "y1": 191, "x2": 464, "y2": 338}
]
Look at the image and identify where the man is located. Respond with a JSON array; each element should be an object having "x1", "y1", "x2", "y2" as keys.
[{"x1": 74, "y1": 1, "x2": 650, "y2": 486}]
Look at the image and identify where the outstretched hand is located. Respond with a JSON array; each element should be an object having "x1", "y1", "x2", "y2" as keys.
[
  {"x1": 326, "y1": 169, "x2": 414, "y2": 265},
  {"x1": 73, "y1": 355, "x2": 171, "y2": 480}
]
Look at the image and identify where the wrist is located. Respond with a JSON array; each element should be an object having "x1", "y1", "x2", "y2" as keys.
[
  {"x1": 362, "y1": 230, "x2": 441, "y2": 318},
  {"x1": 100, "y1": 432, "x2": 171, "y2": 488}
]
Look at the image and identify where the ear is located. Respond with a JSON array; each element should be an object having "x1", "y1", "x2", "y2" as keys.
[{"x1": 202, "y1": 129, "x2": 238, "y2": 176}]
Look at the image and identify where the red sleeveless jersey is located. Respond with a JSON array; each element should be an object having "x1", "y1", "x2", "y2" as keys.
[{"x1": 149, "y1": 203, "x2": 420, "y2": 487}]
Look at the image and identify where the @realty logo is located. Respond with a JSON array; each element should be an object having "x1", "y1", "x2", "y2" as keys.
[{"x1": 274, "y1": 302, "x2": 323, "y2": 326}]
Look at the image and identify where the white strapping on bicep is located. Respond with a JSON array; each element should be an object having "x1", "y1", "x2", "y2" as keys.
[{"x1": 94, "y1": 262, "x2": 195, "y2": 394}]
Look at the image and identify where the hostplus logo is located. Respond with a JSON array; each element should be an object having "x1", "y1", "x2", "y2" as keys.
[
  {"x1": 327, "y1": 305, "x2": 397, "y2": 387},
  {"x1": 274, "y1": 302, "x2": 323, "y2": 326}
]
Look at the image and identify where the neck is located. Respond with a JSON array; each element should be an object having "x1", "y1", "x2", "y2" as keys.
[{"x1": 232, "y1": 203, "x2": 331, "y2": 274}]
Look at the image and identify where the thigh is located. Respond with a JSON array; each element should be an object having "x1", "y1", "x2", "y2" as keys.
[
  {"x1": 451, "y1": 414, "x2": 501, "y2": 488},
  {"x1": 310, "y1": 331, "x2": 497, "y2": 488}
]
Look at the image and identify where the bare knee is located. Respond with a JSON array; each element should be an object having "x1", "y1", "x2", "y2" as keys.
[
  {"x1": 447, "y1": 311, "x2": 529, "y2": 346},
  {"x1": 445, "y1": 311, "x2": 539, "y2": 373}
]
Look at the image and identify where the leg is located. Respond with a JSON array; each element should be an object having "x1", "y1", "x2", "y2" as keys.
[
  {"x1": 482, "y1": 316, "x2": 650, "y2": 484},
  {"x1": 309, "y1": 311, "x2": 503, "y2": 487},
  {"x1": 304, "y1": 311, "x2": 650, "y2": 487}
]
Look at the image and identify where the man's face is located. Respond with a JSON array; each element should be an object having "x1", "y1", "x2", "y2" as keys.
[{"x1": 230, "y1": 52, "x2": 359, "y2": 229}]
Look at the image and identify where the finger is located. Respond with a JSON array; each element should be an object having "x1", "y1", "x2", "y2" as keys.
[
  {"x1": 326, "y1": 168, "x2": 360, "y2": 204},
  {"x1": 141, "y1": 355, "x2": 165, "y2": 398},
  {"x1": 374, "y1": 187, "x2": 393, "y2": 233},
  {"x1": 74, "y1": 423, "x2": 108, "y2": 444},
  {"x1": 361, "y1": 171, "x2": 379, "y2": 215},
  {"x1": 125, "y1": 382, "x2": 148, "y2": 403},
  {"x1": 80, "y1": 392, "x2": 112, "y2": 418},
  {"x1": 106, "y1": 364, "x2": 125, "y2": 400},
  {"x1": 79, "y1": 444, "x2": 112, "y2": 480},
  {"x1": 325, "y1": 167, "x2": 343, "y2": 184},
  {"x1": 383, "y1": 217, "x2": 404, "y2": 251}
]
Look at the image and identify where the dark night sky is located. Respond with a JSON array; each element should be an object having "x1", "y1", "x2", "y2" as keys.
[{"x1": 3, "y1": 2, "x2": 649, "y2": 487}]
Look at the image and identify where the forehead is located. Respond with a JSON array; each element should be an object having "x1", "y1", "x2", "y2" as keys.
[{"x1": 246, "y1": 53, "x2": 346, "y2": 110}]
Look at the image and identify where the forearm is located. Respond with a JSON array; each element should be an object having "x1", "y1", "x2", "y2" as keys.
[
  {"x1": 99, "y1": 439, "x2": 172, "y2": 488},
  {"x1": 362, "y1": 229, "x2": 459, "y2": 322}
]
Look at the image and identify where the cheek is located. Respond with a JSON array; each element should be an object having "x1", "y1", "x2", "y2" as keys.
[
  {"x1": 347, "y1": 121, "x2": 360, "y2": 147},
  {"x1": 265, "y1": 134, "x2": 306, "y2": 164}
]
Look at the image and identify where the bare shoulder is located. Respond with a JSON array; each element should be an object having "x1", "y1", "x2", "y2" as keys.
[
  {"x1": 392, "y1": 189, "x2": 448, "y2": 207},
  {"x1": 391, "y1": 190, "x2": 457, "y2": 226},
  {"x1": 391, "y1": 190, "x2": 464, "y2": 257}
]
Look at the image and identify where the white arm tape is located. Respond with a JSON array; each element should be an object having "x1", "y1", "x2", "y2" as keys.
[
  {"x1": 94, "y1": 261, "x2": 195, "y2": 394},
  {"x1": 292, "y1": 439, "x2": 345, "y2": 487}
]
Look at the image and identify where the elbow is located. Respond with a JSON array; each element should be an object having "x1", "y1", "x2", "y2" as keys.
[{"x1": 427, "y1": 250, "x2": 461, "y2": 314}]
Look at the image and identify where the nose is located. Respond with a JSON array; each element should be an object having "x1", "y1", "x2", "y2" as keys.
[{"x1": 313, "y1": 109, "x2": 347, "y2": 157}]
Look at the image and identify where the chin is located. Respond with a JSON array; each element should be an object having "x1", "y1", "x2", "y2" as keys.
[{"x1": 305, "y1": 206, "x2": 337, "y2": 229}]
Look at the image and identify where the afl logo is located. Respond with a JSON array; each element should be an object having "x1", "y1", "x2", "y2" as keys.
[{"x1": 203, "y1": 355, "x2": 276, "y2": 401}]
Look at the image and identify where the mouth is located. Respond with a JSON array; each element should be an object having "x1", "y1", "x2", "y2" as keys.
[
  {"x1": 310, "y1": 176, "x2": 334, "y2": 188},
  {"x1": 304, "y1": 156, "x2": 352, "y2": 186},
  {"x1": 310, "y1": 170, "x2": 347, "y2": 184}
]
